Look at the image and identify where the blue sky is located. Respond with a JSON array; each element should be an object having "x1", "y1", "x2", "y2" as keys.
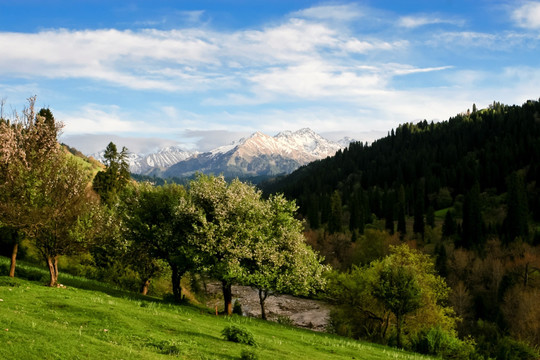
[{"x1": 1, "y1": 1, "x2": 539, "y2": 154}]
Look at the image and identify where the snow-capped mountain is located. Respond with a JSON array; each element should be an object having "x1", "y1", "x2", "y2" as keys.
[
  {"x1": 90, "y1": 128, "x2": 354, "y2": 178},
  {"x1": 91, "y1": 146, "x2": 197, "y2": 175},
  {"x1": 164, "y1": 128, "x2": 352, "y2": 178}
]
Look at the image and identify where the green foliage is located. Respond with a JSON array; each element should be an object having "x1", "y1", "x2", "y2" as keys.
[
  {"x1": 240, "y1": 349, "x2": 259, "y2": 360},
  {"x1": 92, "y1": 142, "x2": 130, "y2": 205},
  {"x1": 327, "y1": 244, "x2": 456, "y2": 347},
  {"x1": 221, "y1": 325, "x2": 256, "y2": 346},
  {"x1": 409, "y1": 327, "x2": 478, "y2": 360},
  {"x1": 233, "y1": 299, "x2": 243, "y2": 315},
  {"x1": 494, "y1": 337, "x2": 539, "y2": 360},
  {"x1": 504, "y1": 172, "x2": 529, "y2": 243}
]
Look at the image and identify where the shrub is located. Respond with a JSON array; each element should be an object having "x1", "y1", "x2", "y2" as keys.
[
  {"x1": 221, "y1": 325, "x2": 256, "y2": 346},
  {"x1": 495, "y1": 337, "x2": 539, "y2": 360},
  {"x1": 240, "y1": 349, "x2": 259, "y2": 360},
  {"x1": 409, "y1": 326, "x2": 477, "y2": 360},
  {"x1": 276, "y1": 315, "x2": 294, "y2": 326},
  {"x1": 233, "y1": 300, "x2": 243, "y2": 315}
]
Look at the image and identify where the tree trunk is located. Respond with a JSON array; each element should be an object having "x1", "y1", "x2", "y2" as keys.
[
  {"x1": 258, "y1": 289, "x2": 269, "y2": 320},
  {"x1": 46, "y1": 255, "x2": 59, "y2": 287},
  {"x1": 170, "y1": 263, "x2": 182, "y2": 302},
  {"x1": 141, "y1": 278, "x2": 151, "y2": 295},
  {"x1": 222, "y1": 281, "x2": 233, "y2": 315},
  {"x1": 9, "y1": 242, "x2": 18, "y2": 277},
  {"x1": 396, "y1": 314, "x2": 402, "y2": 349}
]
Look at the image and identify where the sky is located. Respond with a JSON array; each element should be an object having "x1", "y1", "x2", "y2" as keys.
[{"x1": 1, "y1": 0, "x2": 539, "y2": 154}]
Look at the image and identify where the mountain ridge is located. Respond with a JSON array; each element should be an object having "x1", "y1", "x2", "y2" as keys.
[{"x1": 91, "y1": 128, "x2": 354, "y2": 178}]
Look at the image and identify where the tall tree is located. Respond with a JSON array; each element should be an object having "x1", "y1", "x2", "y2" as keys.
[
  {"x1": 92, "y1": 142, "x2": 130, "y2": 205},
  {"x1": 244, "y1": 194, "x2": 327, "y2": 319},
  {"x1": 504, "y1": 172, "x2": 529, "y2": 243},
  {"x1": 396, "y1": 185, "x2": 407, "y2": 237},
  {"x1": 188, "y1": 174, "x2": 267, "y2": 315},
  {"x1": 0, "y1": 97, "x2": 63, "y2": 278},
  {"x1": 413, "y1": 181, "x2": 425, "y2": 236},
  {"x1": 328, "y1": 190, "x2": 343, "y2": 233},
  {"x1": 374, "y1": 265, "x2": 422, "y2": 348},
  {"x1": 31, "y1": 156, "x2": 101, "y2": 286},
  {"x1": 461, "y1": 182, "x2": 483, "y2": 249},
  {"x1": 121, "y1": 182, "x2": 197, "y2": 300}
]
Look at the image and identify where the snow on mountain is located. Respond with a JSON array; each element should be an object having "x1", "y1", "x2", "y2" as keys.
[
  {"x1": 164, "y1": 128, "x2": 348, "y2": 179},
  {"x1": 90, "y1": 129, "x2": 355, "y2": 178},
  {"x1": 91, "y1": 145, "x2": 197, "y2": 175},
  {"x1": 336, "y1": 136, "x2": 357, "y2": 148}
]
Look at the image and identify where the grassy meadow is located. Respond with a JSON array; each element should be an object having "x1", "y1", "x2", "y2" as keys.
[{"x1": 0, "y1": 257, "x2": 437, "y2": 360}]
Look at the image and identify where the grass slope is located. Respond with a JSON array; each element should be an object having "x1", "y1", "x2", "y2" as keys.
[{"x1": 0, "y1": 258, "x2": 434, "y2": 360}]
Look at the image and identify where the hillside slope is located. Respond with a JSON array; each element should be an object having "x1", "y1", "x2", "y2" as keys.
[{"x1": 0, "y1": 258, "x2": 432, "y2": 360}]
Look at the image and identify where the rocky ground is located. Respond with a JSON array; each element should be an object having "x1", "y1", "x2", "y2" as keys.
[{"x1": 204, "y1": 283, "x2": 332, "y2": 332}]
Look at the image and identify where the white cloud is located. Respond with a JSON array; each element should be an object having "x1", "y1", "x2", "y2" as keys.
[
  {"x1": 61, "y1": 134, "x2": 183, "y2": 155},
  {"x1": 398, "y1": 15, "x2": 464, "y2": 29},
  {"x1": 513, "y1": 2, "x2": 540, "y2": 29},
  {"x1": 291, "y1": 4, "x2": 363, "y2": 21}
]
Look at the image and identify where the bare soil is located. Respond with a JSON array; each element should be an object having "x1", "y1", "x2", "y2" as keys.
[{"x1": 204, "y1": 283, "x2": 331, "y2": 331}]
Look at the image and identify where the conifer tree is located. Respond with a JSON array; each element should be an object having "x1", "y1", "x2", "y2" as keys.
[
  {"x1": 461, "y1": 182, "x2": 483, "y2": 249},
  {"x1": 397, "y1": 185, "x2": 407, "y2": 236},
  {"x1": 504, "y1": 172, "x2": 529, "y2": 243},
  {"x1": 413, "y1": 181, "x2": 425, "y2": 236},
  {"x1": 328, "y1": 190, "x2": 343, "y2": 234}
]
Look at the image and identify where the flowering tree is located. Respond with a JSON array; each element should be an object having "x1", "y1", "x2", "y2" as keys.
[
  {"x1": 0, "y1": 97, "x2": 63, "y2": 277},
  {"x1": 0, "y1": 97, "x2": 100, "y2": 285},
  {"x1": 188, "y1": 174, "x2": 268, "y2": 315},
  {"x1": 244, "y1": 194, "x2": 328, "y2": 319}
]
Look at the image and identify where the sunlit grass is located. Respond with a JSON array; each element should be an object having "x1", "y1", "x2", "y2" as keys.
[{"x1": 0, "y1": 256, "x2": 435, "y2": 359}]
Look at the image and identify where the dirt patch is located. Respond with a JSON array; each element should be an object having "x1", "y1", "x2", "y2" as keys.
[{"x1": 204, "y1": 283, "x2": 331, "y2": 332}]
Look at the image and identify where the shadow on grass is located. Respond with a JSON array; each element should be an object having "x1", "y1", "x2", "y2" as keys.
[{"x1": 0, "y1": 256, "x2": 192, "y2": 309}]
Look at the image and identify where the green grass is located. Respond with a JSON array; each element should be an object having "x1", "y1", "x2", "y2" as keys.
[{"x1": 0, "y1": 257, "x2": 434, "y2": 360}]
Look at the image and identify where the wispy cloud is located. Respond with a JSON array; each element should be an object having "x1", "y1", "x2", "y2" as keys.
[
  {"x1": 290, "y1": 4, "x2": 364, "y2": 21},
  {"x1": 513, "y1": 1, "x2": 540, "y2": 29},
  {"x1": 398, "y1": 15, "x2": 464, "y2": 29}
]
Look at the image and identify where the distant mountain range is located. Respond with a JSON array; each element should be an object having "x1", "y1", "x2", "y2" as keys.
[{"x1": 91, "y1": 128, "x2": 354, "y2": 178}]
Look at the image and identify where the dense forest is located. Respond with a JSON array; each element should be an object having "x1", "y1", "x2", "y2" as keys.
[{"x1": 262, "y1": 99, "x2": 540, "y2": 358}]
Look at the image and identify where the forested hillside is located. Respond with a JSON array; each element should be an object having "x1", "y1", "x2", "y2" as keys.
[
  {"x1": 262, "y1": 99, "x2": 540, "y2": 359},
  {"x1": 264, "y1": 99, "x2": 540, "y2": 244}
]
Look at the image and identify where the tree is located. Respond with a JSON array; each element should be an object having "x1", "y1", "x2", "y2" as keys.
[
  {"x1": 244, "y1": 194, "x2": 327, "y2": 319},
  {"x1": 373, "y1": 265, "x2": 422, "y2": 348},
  {"x1": 188, "y1": 174, "x2": 267, "y2": 315},
  {"x1": 504, "y1": 172, "x2": 529, "y2": 243},
  {"x1": 0, "y1": 226, "x2": 22, "y2": 277},
  {"x1": 413, "y1": 181, "x2": 425, "y2": 236},
  {"x1": 328, "y1": 190, "x2": 343, "y2": 233},
  {"x1": 397, "y1": 185, "x2": 407, "y2": 237},
  {"x1": 31, "y1": 155, "x2": 101, "y2": 286},
  {"x1": 0, "y1": 97, "x2": 64, "y2": 279},
  {"x1": 121, "y1": 182, "x2": 197, "y2": 299},
  {"x1": 92, "y1": 142, "x2": 130, "y2": 205},
  {"x1": 327, "y1": 244, "x2": 455, "y2": 347},
  {"x1": 461, "y1": 182, "x2": 483, "y2": 249},
  {"x1": 442, "y1": 210, "x2": 457, "y2": 238}
]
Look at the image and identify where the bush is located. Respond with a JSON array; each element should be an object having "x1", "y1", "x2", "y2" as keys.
[
  {"x1": 240, "y1": 349, "x2": 259, "y2": 360},
  {"x1": 276, "y1": 315, "x2": 294, "y2": 326},
  {"x1": 221, "y1": 325, "x2": 256, "y2": 346},
  {"x1": 233, "y1": 300, "x2": 243, "y2": 315},
  {"x1": 495, "y1": 337, "x2": 538, "y2": 360},
  {"x1": 409, "y1": 326, "x2": 478, "y2": 360}
]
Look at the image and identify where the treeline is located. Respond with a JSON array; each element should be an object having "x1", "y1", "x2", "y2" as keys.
[{"x1": 262, "y1": 99, "x2": 540, "y2": 359}]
